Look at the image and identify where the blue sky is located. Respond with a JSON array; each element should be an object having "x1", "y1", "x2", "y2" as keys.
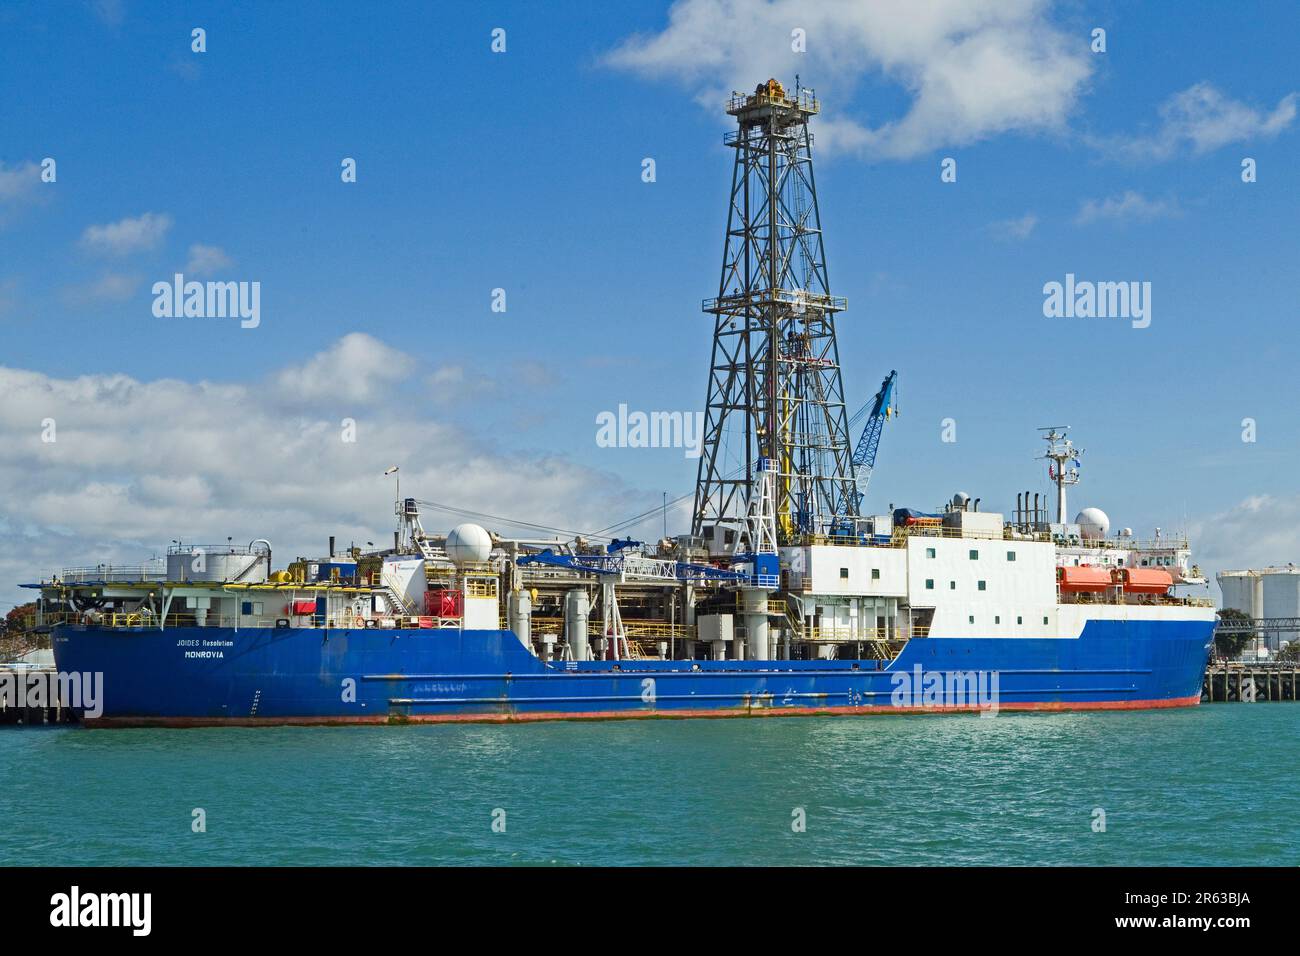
[{"x1": 1, "y1": 0, "x2": 1298, "y2": 604}]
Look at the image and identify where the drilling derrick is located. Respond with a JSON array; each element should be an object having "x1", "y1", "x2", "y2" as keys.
[{"x1": 692, "y1": 79, "x2": 857, "y2": 549}]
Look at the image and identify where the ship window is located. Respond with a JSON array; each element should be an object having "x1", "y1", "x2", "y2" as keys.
[
  {"x1": 1017, "y1": 616, "x2": 1023, "y2": 625},
  {"x1": 1118, "y1": 558, "x2": 1124, "y2": 566},
  {"x1": 969, "y1": 549, "x2": 979, "y2": 560},
  {"x1": 925, "y1": 579, "x2": 934, "y2": 590},
  {"x1": 949, "y1": 581, "x2": 956, "y2": 590},
  {"x1": 978, "y1": 580, "x2": 986, "y2": 591},
  {"x1": 840, "y1": 567, "x2": 849, "y2": 579},
  {"x1": 968, "y1": 615, "x2": 974, "y2": 624},
  {"x1": 1006, "y1": 551, "x2": 1016, "y2": 561},
  {"x1": 871, "y1": 568, "x2": 880, "y2": 580},
  {"x1": 926, "y1": 547, "x2": 936, "y2": 559},
  {"x1": 995, "y1": 615, "x2": 1001, "y2": 624},
  {"x1": 1043, "y1": 616, "x2": 1049, "y2": 625}
]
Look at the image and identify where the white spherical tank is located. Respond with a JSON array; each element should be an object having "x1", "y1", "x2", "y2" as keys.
[
  {"x1": 1075, "y1": 507, "x2": 1110, "y2": 540},
  {"x1": 446, "y1": 523, "x2": 493, "y2": 565}
]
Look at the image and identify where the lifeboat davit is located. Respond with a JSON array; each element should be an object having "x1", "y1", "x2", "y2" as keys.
[
  {"x1": 1114, "y1": 568, "x2": 1173, "y2": 594},
  {"x1": 1057, "y1": 566, "x2": 1112, "y2": 592}
]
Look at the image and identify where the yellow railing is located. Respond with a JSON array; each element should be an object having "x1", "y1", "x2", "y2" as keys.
[
  {"x1": 799, "y1": 533, "x2": 904, "y2": 549},
  {"x1": 801, "y1": 626, "x2": 919, "y2": 642},
  {"x1": 615, "y1": 622, "x2": 696, "y2": 640},
  {"x1": 501, "y1": 616, "x2": 696, "y2": 641},
  {"x1": 732, "y1": 595, "x2": 791, "y2": 615}
]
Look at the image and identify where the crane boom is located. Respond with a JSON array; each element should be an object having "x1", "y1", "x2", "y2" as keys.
[{"x1": 839, "y1": 370, "x2": 898, "y2": 519}]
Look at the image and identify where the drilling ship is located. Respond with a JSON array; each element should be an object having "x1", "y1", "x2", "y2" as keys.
[{"x1": 26, "y1": 81, "x2": 1216, "y2": 726}]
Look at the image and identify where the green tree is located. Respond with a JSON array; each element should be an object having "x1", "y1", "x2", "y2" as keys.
[
  {"x1": 4, "y1": 602, "x2": 36, "y2": 631},
  {"x1": 1, "y1": 602, "x2": 38, "y2": 660},
  {"x1": 1215, "y1": 607, "x2": 1254, "y2": 660}
]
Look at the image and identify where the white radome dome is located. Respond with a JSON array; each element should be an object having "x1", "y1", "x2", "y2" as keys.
[
  {"x1": 446, "y1": 523, "x2": 493, "y2": 564},
  {"x1": 1075, "y1": 507, "x2": 1110, "y2": 540}
]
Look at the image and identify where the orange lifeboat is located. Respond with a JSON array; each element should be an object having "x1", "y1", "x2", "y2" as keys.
[
  {"x1": 1114, "y1": 568, "x2": 1173, "y2": 594},
  {"x1": 1057, "y1": 566, "x2": 1112, "y2": 593}
]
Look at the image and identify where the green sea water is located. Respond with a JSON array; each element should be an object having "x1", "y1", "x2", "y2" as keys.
[{"x1": 1, "y1": 704, "x2": 1295, "y2": 866}]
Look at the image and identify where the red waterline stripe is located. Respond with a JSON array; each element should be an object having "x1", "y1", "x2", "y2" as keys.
[{"x1": 81, "y1": 695, "x2": 1202, "y2": 728}]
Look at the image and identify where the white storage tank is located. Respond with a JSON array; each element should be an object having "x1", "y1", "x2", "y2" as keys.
[
  {"x1": 166, "y1": 542, "x2": 270, "y2": 583},
  {"x1": 1217, "y1": 571, "x2": 1256, "y2": 616},
  {"x1": 1217, "y1": 567, "x2": 1300, "y2": 619}
]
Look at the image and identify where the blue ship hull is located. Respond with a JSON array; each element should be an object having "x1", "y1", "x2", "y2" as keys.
[{"x1": 51, "y1": 618, "x2": 1215, "y2": 726}]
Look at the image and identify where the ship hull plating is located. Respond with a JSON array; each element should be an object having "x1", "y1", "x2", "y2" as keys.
[{"x1": 52, "y1": 619, "x2": 1215, "y2": 727}]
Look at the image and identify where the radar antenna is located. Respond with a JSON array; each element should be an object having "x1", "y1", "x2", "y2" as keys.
[{"x1": 1037, "y1": 426, "x2": 1082, "y2": 524}]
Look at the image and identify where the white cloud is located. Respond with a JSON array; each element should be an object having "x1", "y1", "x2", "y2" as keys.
[
  {"x1": 0, "y1": 161, "x2": 46, "y2": 225},
  {"x1": 61, "y1": 272, "x2": 140, "y2": 304},
  {"x1": 89, "y1": 0, "x2": 125, "y2": 28},
  {"x1": 80, "y1": 212, "x2": 172, "y2": 256},
  {"x1": 1107, "y1": 83, "x2": 1297, "y2": 161},
  {"x1": 988, "y1": 212, "x2": 1038, "y2": 240},
  {"x1": 0, "y1": 336, "x2": 651, "y2": 606},
  {"x1": 0, "y1": 161, "x2": 41, "y2": 203},
  {"x1": 1074, "y1": 191, "x2": 1180, "y2": 225},
  {"x1": 515, "y1": 360, "x2": 560, "y2": 389},
  {"x1": 274, "y1": 332, "x2": 417, "y2": 404},
  {"x1": 0, "y1": 278, "x2": 18, "y2": 315},
  {"x1": 427, "y1": 360, "x2": 558, "y2": 405},
  {"x1": 603, "y1": 0, "x2": 1092, "y2": 159},
  {"x1": 426, "y1": 364, "x2": 481, "y2": 404},
  {"x1": 1189, "y1": 495, "x2": 1300, "y2": 597},
  {"x1": 185, "y1": 243, "x2": 233, "y2": 276}
]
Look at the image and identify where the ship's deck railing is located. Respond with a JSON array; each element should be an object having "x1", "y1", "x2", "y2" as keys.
[
  {"x1": 726, "y1": 88, "x2": 819, "y2": 115},
  {"x1": 801, "y1": 626, "x2": 926, "y2": 642},
  {"x1": 26, "y1": 610, "x2": 467, "y2": 630},
  {"x1": 1056, "y1": 591, "x2": 1214, "y2": 607},
  {"x1": 49, "y1": 566, "x2": 167, "y2": 584},
  {"x1": 523, "y1": 616, "x2": 697, "y2": 640},
  {"x1": 28, "y1": 611, "x2": 231, "y2": 629},
  {"x1": 732, "y1": 595, "x2": 789, "y2": 616},
  {"x1": 1069, "y1": 537, "x2": 1189, "y2": 552},
  {"x1": 166, "y1": 543, "x2": 268, "y2": 556},
  {"x1": 463, "y1": 579, "x2": 498, "y2": 598},
  {"x1": 37, "y1": 576, "x2": 383, "y2": 592},
  {"x1": 799, "y1": 525, "x2": 1192, "y2": 552},
  {"x1": 703, "y1": 288, "x2": 846, "y2": 316}
]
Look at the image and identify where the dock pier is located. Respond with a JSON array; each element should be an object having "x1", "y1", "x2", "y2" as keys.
[
  {"x1": 0, "y1": 665, "x2": 80, "y2": 726},
  {"x1": 1203, "y1": 662, "x2": 1299, "y2": 702}
]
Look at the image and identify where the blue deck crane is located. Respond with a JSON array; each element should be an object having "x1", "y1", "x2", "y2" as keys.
[{"x1": 834, "y1": 370, "x2": 898, "y2": 528}]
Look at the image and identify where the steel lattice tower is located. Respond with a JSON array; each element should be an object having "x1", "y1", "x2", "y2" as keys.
[{"x1": 692, "y1": 80, "x2": 857, "y2": 547}]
